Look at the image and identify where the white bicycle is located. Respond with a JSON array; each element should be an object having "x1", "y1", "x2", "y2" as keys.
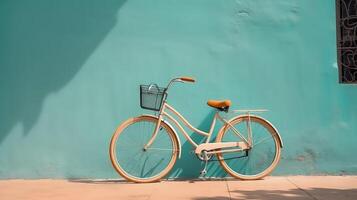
[{"x1": 109, "y1": 77, "x2": 283, "y2": 183}]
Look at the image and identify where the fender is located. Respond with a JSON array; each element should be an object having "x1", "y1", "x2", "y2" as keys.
[
  {"x1": 259, "y1": 116, "x2": 284, "y2": 148},
  {"x1": 218, "y1": 114, "x2": 283, "y2": 148},
  {"x1": 142, "y1": 114, "x2": 182, "y2": 158}
]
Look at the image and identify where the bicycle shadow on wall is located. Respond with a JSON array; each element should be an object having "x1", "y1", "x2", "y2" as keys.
[
  {"x1": 0, "y1": 0, "x2": 126, "y2": 143},
  {"x1": 169, "y1": 110, "x2": 227, "y2": 179}
]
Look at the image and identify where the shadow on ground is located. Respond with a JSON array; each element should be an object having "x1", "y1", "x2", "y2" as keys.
[
  {"x1": 192, "y1": 188, "x2": 357, "y2": 200},
  {"x1": 68, "y1": 179, "x2": 130, "y2": 184},
  {"x1": 68, "y1": 178, "x2": 230, "y2": 184}
]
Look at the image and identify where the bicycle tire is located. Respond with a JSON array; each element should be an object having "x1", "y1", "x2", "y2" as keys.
[
  {"x1": 216, "y1": 115, "x2": 281, "y2": 180},
  {"x1": 109, "y1": 115, "x2": 179, "y2": 183}
]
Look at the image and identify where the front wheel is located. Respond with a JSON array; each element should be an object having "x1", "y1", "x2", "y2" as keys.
[
  {"x1": 216, "y1": 115, "x2": 282, "y2": 180},
  {"x1": 109, "y1": 115, "x2": 179, "y2": 183}
]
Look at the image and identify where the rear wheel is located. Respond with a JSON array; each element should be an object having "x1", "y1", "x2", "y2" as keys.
[
  {"x1": 216, "y1": 115, "x2": 281, "y2": 180},
  {"x1": 109, "y1": 116, "x2": 179, "y2": 183}
]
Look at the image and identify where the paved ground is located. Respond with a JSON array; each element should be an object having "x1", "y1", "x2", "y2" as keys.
[{"x1": 1, "y1": 176, "x2": 357, "y2": 200}]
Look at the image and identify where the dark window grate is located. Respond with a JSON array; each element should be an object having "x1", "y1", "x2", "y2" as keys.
[{"x1": 336, "y1": 0, "x2": 357, "y2": 83}]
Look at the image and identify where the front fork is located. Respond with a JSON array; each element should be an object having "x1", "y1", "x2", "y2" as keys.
[{"x1": 143, "y1": 114, "x2": 162, "y2": 150}]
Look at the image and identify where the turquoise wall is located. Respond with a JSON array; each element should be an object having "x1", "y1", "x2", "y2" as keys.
[{"x1": 1, "y1": 0, "x2": 357, "y2": 179}]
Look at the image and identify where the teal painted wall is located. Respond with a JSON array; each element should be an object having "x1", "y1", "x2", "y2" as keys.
[{"x1": 1, "y1": 0, "x2": 357, "y2": 179}]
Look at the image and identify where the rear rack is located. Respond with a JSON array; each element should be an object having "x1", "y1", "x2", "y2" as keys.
[{"x1": 230, "y1": 109, "x2": 268, "y2": 113}]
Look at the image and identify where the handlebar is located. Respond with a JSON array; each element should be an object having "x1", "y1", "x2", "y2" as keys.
[
  {"x1": 165, "y1": 76, "x2": 195, "y2": 91},
  {"x1": 180, "y1": 77, "x2": 195, "y2": 83}
]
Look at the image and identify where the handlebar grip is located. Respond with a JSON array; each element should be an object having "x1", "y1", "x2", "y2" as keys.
[{"x1": 180, "y1": 77, "x2": 195, "y2": 83}]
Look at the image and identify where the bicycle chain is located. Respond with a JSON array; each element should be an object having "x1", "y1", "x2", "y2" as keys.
[{"x1": 194, "y1": 150, "x2": 249, "y2": 162}]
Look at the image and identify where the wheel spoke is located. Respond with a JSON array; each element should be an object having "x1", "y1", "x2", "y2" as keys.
[
  {"x1": 147, "y1": 147, "x2": 175, "y2": 151},
  {"x1": 254, "y1": 136, "x2": 273, "y2": 146}
]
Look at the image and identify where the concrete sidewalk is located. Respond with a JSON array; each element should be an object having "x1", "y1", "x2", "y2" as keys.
[{"x1": 1, "y1": 176, "x2": 357, "y2": 200}]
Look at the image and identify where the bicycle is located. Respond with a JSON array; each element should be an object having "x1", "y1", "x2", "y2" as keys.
[{"x1": 109, "y1": 77, "x2": 283, "y2": 183}]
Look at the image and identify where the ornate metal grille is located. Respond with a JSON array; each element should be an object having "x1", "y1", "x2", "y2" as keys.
[{"x1": 336, "y1": 0, "x2": 357, "y2": 83}]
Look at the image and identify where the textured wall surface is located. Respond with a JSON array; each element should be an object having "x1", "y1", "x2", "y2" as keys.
[{"x1": 1, "y1": 0, "x2": 356, "y2": 179}]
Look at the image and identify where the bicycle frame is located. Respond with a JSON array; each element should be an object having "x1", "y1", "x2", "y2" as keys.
[{"x1": 144, "y1": 101, "x2": 254, "y2": 156}]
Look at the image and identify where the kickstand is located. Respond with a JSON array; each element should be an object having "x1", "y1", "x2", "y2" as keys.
[
  {"x1": 199, "y1": 160, "x2": 208, "y2": 177},
  {"x1": 199, "y1": 152, "x2": 209, "y2": 177}
]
